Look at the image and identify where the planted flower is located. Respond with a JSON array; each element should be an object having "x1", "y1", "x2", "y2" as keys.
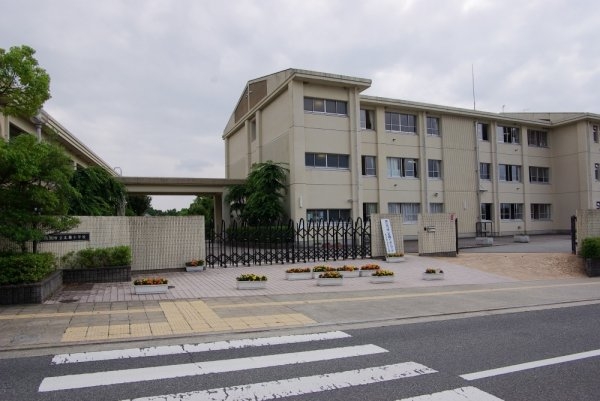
[
  {"x1": 360, "y1": 264, "x2": 381, "y2": 270},
  {"x1": 133, "y1": 278, "x2": 168, "y2": 285},
  {"x1": 318, "y1": 271, "x2": 343, "y2": 279},
  {"x1": 286, "y1": 267, "x2": 311, "y2": 273},
  {"x1": 387, "y1": 252, "x2": 404, "y2": 257},
  {"x1": 236, "y1": 274, "x2": 267, "y2": 281},
  {"x1": 336, "y1": 265, "x2": 357, "y2": 272},
  {"x1": 185, "y1": 259, "x2": 204, "y2": 267},
  {"x1": 372, "y1": 269, "x2": 394, "y2": 276},
  {"x1": 424, "y1": 268, "x2": 444, "y2": 274},
  {"x1": 312, "y1": 265, "x2": 335, "y2": 272}
]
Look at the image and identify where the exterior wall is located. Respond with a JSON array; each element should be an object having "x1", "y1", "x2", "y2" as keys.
[
  {"x1": 370, "y1": 213, "x2": 404, "y2": 258},
  {"x1": 417, "y1": 213, "x2": 457, "y2": 256},
  {"x1": 28, "y1": 216, "x2": 204, "y2": 272},
  {"x1": 224, "y1": 69, "x2": 600, "y2": 238},
  {"x1": 576, "y1": 209, "x2": 600, "y2": 253},
  {"x1": 226, "y1": 125, "x2": 249, "y2": 179}
]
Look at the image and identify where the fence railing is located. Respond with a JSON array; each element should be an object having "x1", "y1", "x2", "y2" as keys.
[{"x1": 205, "y1": 218, "x2": 371, "y2": 268}]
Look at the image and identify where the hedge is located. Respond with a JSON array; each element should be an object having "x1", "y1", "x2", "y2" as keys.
[
  {"x1": 0, "y1": 253, "x2": 57, "y2": 285},
  {"x1": 60, "y1": 245, "x2": 131, "y2": 269}
]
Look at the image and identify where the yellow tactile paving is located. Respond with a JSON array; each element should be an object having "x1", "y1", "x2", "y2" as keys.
[
  {"x1": 130, "y1": 323, "x2": 153, "y2": 337},
  {"x1": 0, "y1": 307, "x2": 161, "y2": 320}
]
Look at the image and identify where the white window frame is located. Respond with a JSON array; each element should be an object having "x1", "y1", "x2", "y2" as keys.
[
  {"x1": 500, "y1": 203, "x2": 523, "y2": 220},
  {"x1": 497, "y1": 126, "x2": 520, "y2": 144},
  {"x1": 361, "y1": 155, "x2": 376, "y2": 176},
  {"x1": 426, "y1": 116, "x2": 440, "y2": 136},
  {"x1": 387, "y1": 157, "x2": 418, "y2": 178},
  {"x1": 477, "y1": 123, "x2": 489, "y2": 141},
  {"x1": 385, "y1": 112, "x2": 417, "y2": 133},
  {"x1": 480, "y1": 162, "x2": 491, "y2": 180},
  {"x1": 429, "y1": 203, "x2": 444, "y2": 213},
  {"x1": 529, "y1": 166, "x2": 550, "y2": 183},
  {"x1": 305, "y1": 152, "x2": 350, "y2": 169},
  {"x1": 527, "y1": 130, "x2": 548, "y2": 147},
  {"x1": 388, "y1": 202, "x2": 420, "y2": 223},
  {"x1": 499, "y1": 164, "x2": 521, "y2": 182},
  {"x1": 360, "y1": 109, "x2": 375, "y2": 130},
  {"x1": 303, "y1": 97, "x2": 348, "y2": 115},
  {"x1": 531, "y1": 203, "x2": 551, "y2": 220},
  {"x1": 428, "y1": 159, "x2": 442, "y2": 179}
]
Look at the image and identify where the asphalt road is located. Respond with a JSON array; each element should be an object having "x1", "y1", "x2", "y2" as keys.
[{"x1": 1, "y1": 303, "x2": 599, "y2": 401}]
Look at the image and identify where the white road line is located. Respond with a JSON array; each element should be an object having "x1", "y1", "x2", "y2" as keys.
[
  {"x1": 39, "y1": 344, "x2": 387, "y2": 392},
  {"x1": 51, "y1": 330, "x2": 352, "y2": 364},
  {"x1": 396, "y1": 386, "x2": 504, "y2": 400},
  {"x1": 120, "y1": 362, "x2": 437, "y2": 401},
  {"x1": 461, "y1": 348, "x2": 600, "y2": 381}
]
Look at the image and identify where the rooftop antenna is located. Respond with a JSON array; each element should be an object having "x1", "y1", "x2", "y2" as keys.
[{"x1": 471, "y1": 64, "x2": 476, "y2": 110}]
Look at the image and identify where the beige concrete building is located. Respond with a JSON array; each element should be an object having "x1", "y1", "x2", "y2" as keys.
[
  {"x1": 0, "y1": 110, "x2": 115, "y2": 173},
  {"x1": 223, "y1": 68, "x2": 600, "y2": 237}
]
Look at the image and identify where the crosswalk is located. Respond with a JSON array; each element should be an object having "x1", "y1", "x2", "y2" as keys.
[{"x1": 38, "y1": 330, "x2": 504, "y2": 400}]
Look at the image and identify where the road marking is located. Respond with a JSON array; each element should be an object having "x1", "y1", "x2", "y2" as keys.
[
  {"x1": 461, "y1": 348, "x2": 600, "y2": 381},
  {"x1": 39, "y1": 344, "x2": 387, "y2": 392},
  {"x1": 51, "y1": 330, "x2": 352, "y2": 364},
  {"x1": 397, "y1": 386, "x2": 504, "y2": 400},
  {"x1": 119, "y1": 362, "x2": 437, "y2": 401}
]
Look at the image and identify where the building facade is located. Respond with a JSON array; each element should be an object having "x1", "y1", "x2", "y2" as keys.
[
  {"x1": 0, "y1": 110, "x2": 115, "y2": 173},
  {"x1": 223, "y1": 69, "x2": 600, "y2": 237}
]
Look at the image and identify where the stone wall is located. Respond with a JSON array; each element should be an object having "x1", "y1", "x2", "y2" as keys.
[
  {"x1": 370, "y1": 214, "x2": 404, "y2": 258},
  {"x1": 417, "y1": 213, "x2": 457, "y2": 256},
  {"x1": 4, "y1": 216, "x2": 205, "y2": 272}
]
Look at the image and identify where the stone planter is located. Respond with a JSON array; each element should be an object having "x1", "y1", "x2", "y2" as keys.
[
  {"x1": 0, "y1": 270, "x2": 63, "y2": 305},
  {"x1": 133, "y1": 284, "x2": 169, "y2": 294},
  {"x1": 236, "y1": 281, "x2": 267, "y2": 290},
  {"x1": 286, "y1": 272, "x2": 313, "y2": 280},
  {"x1": 422, "y1": 273, "x2": 445, "y2": 281},
  {"x1": 185, "y1": 266, "x2": 205, "y2": 272},
  {"x1": 62, "y1": 265, "x2": 131, "y2": 283},
  {"x1": 513, "y1": 235, "x2": 530, "y2": 243},
  {"x1": 312, "y1": 271, "x2": 332, "y2": 279},
  {"x1": 370, "y1": 275, "x2": 395, "y2": 284},
  {"x1": 338, "y1": 270, "x2": 360, "y2": 278},
  {"x1": 317, "y1": 277, "x2": 343, "y2": 286},
  {"x1": 386, "y1": 256, "x2": 405, "y2": 263},
  {"x1": 585, "y1": 259, "x2": 600, "y2": 277},
  {"x1": 360, "y1": 269, "x2": 379, "y2": 277}
]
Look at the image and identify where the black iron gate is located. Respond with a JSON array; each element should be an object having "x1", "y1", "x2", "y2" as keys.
[
  {"x1": 205, "y1": 218, "x2": 371, "y2": 268},
  {"x1": 571, "y1": 215, "x2": 577, "y2": 254}
]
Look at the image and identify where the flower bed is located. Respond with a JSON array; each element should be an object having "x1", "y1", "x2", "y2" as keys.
[
  {"x1": 62, "y1": 265, "x2": 131, "y2": 283},
  {"x1": 422, "y1": 268, "x2": 444, "y2": 280},
  {"x1": 285, "y1": 267, "x2": 313, "y2": 281},
  {"x1": 359, "y1": 264, "x2": 380, "y2": 277},
  {"x1": 370, "y1": 269, "x2": 395, "y2": 283},
  {"x1": 317, "y1": 271, "x2": 343, "y2": 286},
  {"x1": 236, "y1": 273, "x2": 267, "y2": 289},
  {"x1": 312, "y1": 265, "x2": 336, "y2": 279},
  {"x1": 386, "y1": 252, "x2": 405, "y2": 263},
  {"x1": 133, "y1": 277, "x2": 169, "y2": 294},
  {"x1": 336, "y1": 265, "x2": 359, "y2": 278},
  {"x1": 0, "y1": 270, "x2": 63, "y2": 305},
  {"x1": 185, "y1": 259, "x2": 205, "y2": 272}
]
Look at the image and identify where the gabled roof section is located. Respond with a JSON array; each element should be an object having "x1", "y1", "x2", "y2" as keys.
[{"x1": 223, "y1": 69, "x2": 371, "y2": 136}]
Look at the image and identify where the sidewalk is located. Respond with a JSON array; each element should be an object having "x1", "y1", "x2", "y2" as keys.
[{"x1": 1, "y1": 248, "x2": 599, "y2": 355}]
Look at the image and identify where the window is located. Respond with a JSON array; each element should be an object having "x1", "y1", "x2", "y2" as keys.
[
  {"x1": 497, "y1": 125, "x2": 520, "y2": 144},
  {"x1": 360, "y1": 109, "x2": 375, "y2": 130},
  {"x1": 385, "y1": 112, "x2": 417, "y2": 133},
  {"x1": 307, "y1": 209, "x2": 351, "y2": 222},
  {"x1": 529, "y1": 166, "x2": 549, "y2": 183},
  {"x1": 480, "y1": 162, "x2": 491, "y2": 180},
  {"x1": 361, "y1": 156, "x2": 376, "y2": 176},
  {"x1": 498, "y1": 164, "x2": 521, "y2": 182},
  {"x1": 531, "y1": 204, "x2": 551, "y2": 220},
  {"x1": 304, "y1": 97, "x2": 347, "y2": 115},
  {"x1": 363, "y1": 203, "x2": 378, "y2": 220},
  {"x1": 596, "y1": 163, "x2": 600, "y2": 181},
  {"x1": 388, "y1": 202, "x2": 420, "y2": 223},
  {"x1": 429, "y1": 203, "x2": 444, "y2": 213},
  {"x1": 527, "y1": 130, "x2": 548, "y2": 147},
  {"x1": 426, "y1": 117, "x2": 440, "y2": 136},
  {"x1": 305, "y1": 152, "x2": 349, "y2": 169},
  {"x1": 477, "y1": 123, "x2": 489, "y2": 141},
  {"x1": 387, "y1": 157, "x2": 418, "y2": 178},
  {"x1": 500, "y1": 203, "x2": 523, "y2": 220},
  {"x1": 250, "y1": 120, "x2": 256, "y2": 142},
  {"x1": 428, "y1": 159, "x2": 442, "y2": 178},
  {"x1": 593, "y1": 125, "x2": 599, "y2": 143},
  {"x1": 480, "y1": 203, "x2": 492, "y2": 220}
]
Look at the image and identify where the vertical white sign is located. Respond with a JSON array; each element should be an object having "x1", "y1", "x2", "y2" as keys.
[{"x1": 380, "y1": 218, "x2": 396, "y2": 255}]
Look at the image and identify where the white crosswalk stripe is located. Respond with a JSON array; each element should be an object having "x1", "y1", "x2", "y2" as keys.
[
  {"x1": 396, "y1": 386, "x2": 504, "y2": 401},
  {"x1": 120, "y1": 362, "x2": 437, "y2": 401},
  {"x1": 51, "y1": 330, "x2": 352, "y2": 364}
]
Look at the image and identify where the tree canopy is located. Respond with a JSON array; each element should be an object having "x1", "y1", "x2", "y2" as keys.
[
  {"x1": 225, "y1": 160, "x2": 288, "y2": 224},
  {"x1": 0, "y1": 134, "x2": 79, "y2": 252},
  {"x1": 0, "y1": 45, "x2": 51, "y2": 117},
  {"x1": 68, "y1": 166, "x2": 127, "y2": 216}
]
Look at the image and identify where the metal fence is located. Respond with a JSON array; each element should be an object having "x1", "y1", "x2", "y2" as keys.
[{"x1": 205, "y1": 218, "x2": 371, "y2": 267}]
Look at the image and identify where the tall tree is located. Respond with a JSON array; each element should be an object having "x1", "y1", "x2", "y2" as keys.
[
  {"x1": 68, "y1": 166, "x2": 127, "y2": 216},
  {"x1": 0, "y1": 134, "x2": 79, "y2": 253},
  {"x1": 126, "y1": 194, "x2": 152, "y2": 216},
  {"x1": 226, "y1": 161, "x2": 288, "y2": 224},
  {"x1": 0, "y1": 45, "x2": 51, "y2": 117}
]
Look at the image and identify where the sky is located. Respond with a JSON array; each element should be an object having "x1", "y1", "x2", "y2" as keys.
[{"x1": 2, "y1": 0, "x2": 599, "y2": 210}]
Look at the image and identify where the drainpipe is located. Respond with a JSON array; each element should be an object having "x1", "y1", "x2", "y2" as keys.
[{"x1": 30, "y1": 111, "x2": 46, "y2": 142}]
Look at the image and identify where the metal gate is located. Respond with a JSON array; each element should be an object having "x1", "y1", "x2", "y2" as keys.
[
  {"x1": 205, "y1": 218, "x2": 371, "y2": 268},
  {"x1": 571, "y1": 215, "x2": 577, "y2": 254}
]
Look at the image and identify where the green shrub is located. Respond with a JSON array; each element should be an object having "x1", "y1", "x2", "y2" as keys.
[
  {"x1": 0, "y1": 253, "x2": 57, "y2": 285},
  {"x1": 61, "y1": 246, "x2": 131, "y2": 269},
  {"x1": 580, "y1": 237, "x2": 600, "y2": 259}
]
